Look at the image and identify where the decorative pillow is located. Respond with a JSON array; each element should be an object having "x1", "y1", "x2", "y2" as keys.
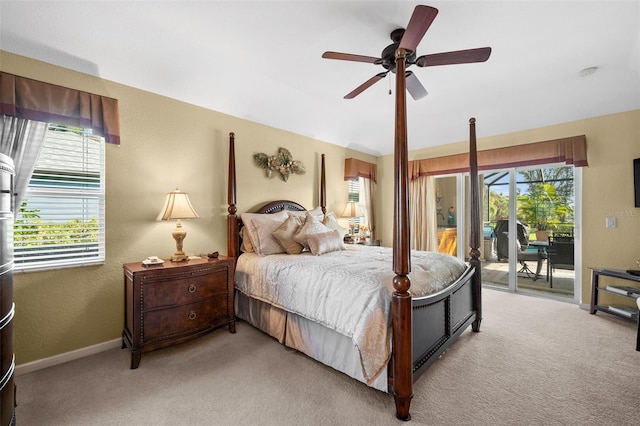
[
  {"x1": 287, "y1": 206, "x2": 323, "y2": 221},
  {"x1": 307, "y1": 230, "x2": 345, "y2": 255},
  {"x1": 240, "y1": 226, "x2": 254, "y2": 253},
  {"x1": 308, "y1": 206, "x2": 324, "y2": 219},
  {"x1": 272, "y1": 214, "x2": 305, "y2": 254},
  {"x1": 322, "y1": 212, "x2": 347, "y2": 239},
  {"x1": 241, "y1": 211, "x2": 289, "y2": 256},
  {"x1": 293, "y1": 212, "x2": 333, "y2": 249}
]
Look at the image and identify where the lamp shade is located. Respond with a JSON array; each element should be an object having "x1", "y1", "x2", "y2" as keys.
[
  {"x1": 341, "y1": 201, "x2": 363, "y2": 218},
  {"x1": 156, "y1": 190, "x2": 200, "y2": 221}
]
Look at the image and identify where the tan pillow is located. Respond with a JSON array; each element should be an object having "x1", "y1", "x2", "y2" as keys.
[
  {"x1": 272, "y1": 215, "x2": 305, "y2": 254},
  {"x1": 322, "y1": 212, "x2": 347, "y2": 239},
  {"x1": 293, "y1": 212, "x2": 333, "y2": 248},
  {"x1": 240, "y1": 226, "x2": 254, "y2": 253},
  {"x1": 307, "y1": 230, "x2": 345, "y2": 255},
  {"x1": 241, "y1": 211, "x2": 289, "y2": 256},
  {"x1": 286, "y1": 210, "x2": 306, "y2": 219},
  {"x1": 288, "y1": 206, "x2": 323, "y2": 221}
]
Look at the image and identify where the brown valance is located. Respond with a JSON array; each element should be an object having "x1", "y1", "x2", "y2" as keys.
[
  {"x1": 409, "y1": 135, "x2": 587, "y2": 179},
  {"x1": 344, "y1": 158, "x2": 377, "y2": 183},
  {"x1": 0, "y1": 72, "x2": 120, "y2": 145}
]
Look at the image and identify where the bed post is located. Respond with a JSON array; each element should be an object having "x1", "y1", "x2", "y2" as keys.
[
  {"x1": 391, "y1": 47, "x2": 413, "y2": 422},
  {"x1": 227, "y1": 132, "x2": 239, "y2": 260},
  {"x1": 320, "y1": 153, "x2": 326, "y2": 214},
  {"x1": 468, "y1": 118, "x2": 482, "y2": 332}
]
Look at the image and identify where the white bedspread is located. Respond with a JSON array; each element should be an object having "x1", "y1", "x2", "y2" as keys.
[{"x1": 234, "y1": 244, "x2": 466, "y2": 384}]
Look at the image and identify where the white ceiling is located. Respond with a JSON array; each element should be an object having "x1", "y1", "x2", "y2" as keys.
[{"x1": 1, "y1": 1, "x2": 639, "y2": 156}]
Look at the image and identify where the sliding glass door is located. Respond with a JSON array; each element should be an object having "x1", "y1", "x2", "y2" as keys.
[
  {"x1": 480, "y1": 165, "x2": 579, "y2": 301},
  {"x1": 433, "y1": 164, "x2": 579, "y2": 302}
]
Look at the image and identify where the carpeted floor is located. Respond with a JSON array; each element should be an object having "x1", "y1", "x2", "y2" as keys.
[{"x1": 14, "y1": 288, "x2": 640, "y2": 425}]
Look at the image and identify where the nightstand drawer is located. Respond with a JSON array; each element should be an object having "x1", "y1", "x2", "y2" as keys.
[
  {"x1": 143, "y1": 269, "x2": 229, "y2": 310},
  {"x1": 143, "y1": 294, "x2": 228, "y2": 342},
  {"x1": 123, "y1": 257, "x2": 235, "y2": 368}
]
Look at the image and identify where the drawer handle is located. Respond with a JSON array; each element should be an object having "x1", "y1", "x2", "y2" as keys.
[
  {"x1": 188, "y1": 284, "x2": 197, "y2": 293},
  {"x1": 188, "y1": 311, "x2": 197, "y2": 320}
]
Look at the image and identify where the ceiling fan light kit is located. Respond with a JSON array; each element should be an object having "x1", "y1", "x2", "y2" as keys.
[{"x1": 322, "y1": 5, "x2": 491, "y2": 101}]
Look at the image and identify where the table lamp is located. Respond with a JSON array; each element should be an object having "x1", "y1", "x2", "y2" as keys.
[
  {"x1": 341, "y1": 201, "x2": 363, "y2": 240},
  {"x1": 156, "y1": 189, "x2": 200, "y2": 261}
]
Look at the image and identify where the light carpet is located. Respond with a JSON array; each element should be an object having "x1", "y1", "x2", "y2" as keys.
[{"x1": 15, "y1": 289, "x2": 639, "y2": 425}]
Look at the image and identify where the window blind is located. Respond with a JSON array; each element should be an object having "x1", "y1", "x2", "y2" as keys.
[{"x1": 14, "y1": 124, "x2": 105, "y2": 272}]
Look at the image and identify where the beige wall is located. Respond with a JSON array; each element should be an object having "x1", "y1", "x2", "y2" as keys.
[
  {"x1": 1, "y1": 51, "x2": 375, "y2": 364},
  {"x1": 377, "y1": 111, "x2": 640, "y2": 305},
  {"x1": 3, "y1": 50, "x2": 639, "y2": 365}
]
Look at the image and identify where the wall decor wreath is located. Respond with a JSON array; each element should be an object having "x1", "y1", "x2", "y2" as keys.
[{"x1": 253, "y1": 147, "x2": 306, "y2": 182}]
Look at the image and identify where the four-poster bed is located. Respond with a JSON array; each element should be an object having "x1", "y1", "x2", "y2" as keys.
[
  {"x1": 226, "y1": 5, "x2": 483, "y2": 420},
  {"x1": 226, "y1": 115, "x2": 481, "y2": 420}
]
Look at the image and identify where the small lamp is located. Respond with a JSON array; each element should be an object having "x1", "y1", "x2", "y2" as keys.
[
  {"x1": 342, "y1": 201, "x2": 363, "y2": 239},
  {"x1": 156, "y1": 189, "x2": 200, "y2": 262}
]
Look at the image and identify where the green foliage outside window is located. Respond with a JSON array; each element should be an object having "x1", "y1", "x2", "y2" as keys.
[{"x1": 14, "y1": 201, "x2": 99, "y2": 248}]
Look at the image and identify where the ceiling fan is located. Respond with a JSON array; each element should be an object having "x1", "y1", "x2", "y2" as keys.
[{"x1": 322, "y1": 5, "x2": 491, "y2": 100}]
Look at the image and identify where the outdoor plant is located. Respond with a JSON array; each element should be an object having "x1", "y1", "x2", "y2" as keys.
[{"x1": 517, "y1": 183, "x2": 563, "y2": 232}]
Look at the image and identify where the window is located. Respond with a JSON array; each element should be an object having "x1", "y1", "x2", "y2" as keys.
[
  {"x1": 347, "y1": 178, "x2": 369, "y2": 234},
  {"x1": 13, "y1": 124, "x2": 105, "y2": 272},
  {"x1": 347, "y1": 178, "x2": 360, "y2": 203}
]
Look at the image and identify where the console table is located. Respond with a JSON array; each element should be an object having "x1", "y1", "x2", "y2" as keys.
[{"x1": 589, "y1": 268, "x2": 640, "y2": 322}]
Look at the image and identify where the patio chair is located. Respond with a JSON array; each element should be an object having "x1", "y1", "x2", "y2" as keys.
[
  {"x1": 547, "y1": 233, "x2": 574, "y2": 288},
  {"x1": 494, "y1": 219, "x2": 529, "y2": 261},
  {"x1": 494, "y1": 220, "x2": 543, "y2": 280},
  {"x1": 517, "y1": 245, "x2": 541, "y2": 280}
]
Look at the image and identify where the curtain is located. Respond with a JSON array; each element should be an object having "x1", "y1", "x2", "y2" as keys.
[
  {"x1": 360, "y1": 177, "x2": 376, "y2": 240},
  {"x1": 409, "y1": 175, "x2": 437, "y2": 251},
  {"x1": 344, "y1": 158, "x2": 377, "y2": 183},
  {"x1": 0, "y1": 115, "x2": 47, "y2": 207},
  {"x1": 409, "y1": 135, "x2": 588, "y2": 180},
  {"x1": 0, "y1": 72, "x2": 120, "y2": 145}
]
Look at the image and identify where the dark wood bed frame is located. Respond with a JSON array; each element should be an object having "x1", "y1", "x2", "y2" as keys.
[{"x1": 225, "y1": 51, "x2": 482, "y2": 422}]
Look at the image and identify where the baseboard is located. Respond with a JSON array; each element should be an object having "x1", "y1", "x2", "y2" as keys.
[{"x1": 15, "y1": 338, "x2": 121, "y2": 377}]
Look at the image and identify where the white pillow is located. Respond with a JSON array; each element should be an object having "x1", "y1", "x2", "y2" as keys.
[
  {"x1": 272, "y1": 214, "x2": 305, "y2": 254},
  {"x1": 307, "y1": 230, "x2": 345, "y2": 255},
  {"x1": 322, "y1": 212, "x2": 347, "y2": 239},
  {"x1": 293, "y1": 212, "x2": 333, "y2": 249},
  {"x1": 241, "y1": 211, "x2": 289, "y2": 256},
  {"x1": 308, "y1": 206, "x2": 324, "y2": 219}
]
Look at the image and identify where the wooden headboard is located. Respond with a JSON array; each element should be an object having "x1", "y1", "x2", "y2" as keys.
[{"x1": 253, "y1": 200, "x2": 306, "y2": 215}]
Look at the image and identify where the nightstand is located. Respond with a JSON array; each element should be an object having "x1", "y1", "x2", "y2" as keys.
[{"x1": 122, "y1": 256, "x2": 235, "y2": 369}]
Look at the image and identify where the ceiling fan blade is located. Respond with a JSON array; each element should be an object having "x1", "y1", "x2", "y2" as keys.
[
  {"x1": 416, "y1": 47, "x2": 492, "y2": 67},
  {"x1": 399, "y1": 5, "x2": 439, "y2": 53},
  {"x1": 344, "y1": 72, "x2": 388, "y2": 99},
  {"x1": 322, "y1": 51, "x2": 382, "y2": 64},
  {"x1": 405, "y1": 71, "x2": 428, "y2": 100}
]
